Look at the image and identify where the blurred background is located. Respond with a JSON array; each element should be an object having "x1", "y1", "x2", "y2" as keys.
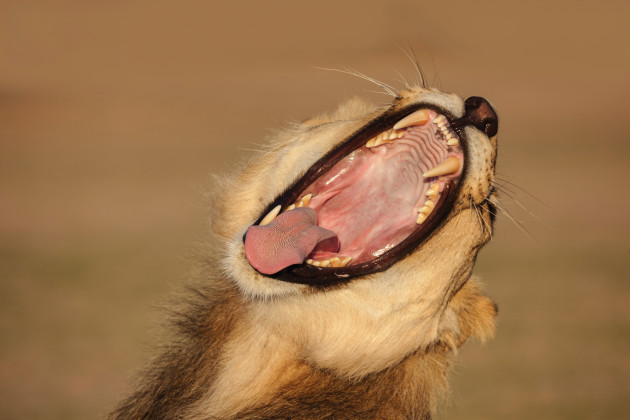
[{"x1": 1, "y1": 1, "x2": 629, "y2": 419}]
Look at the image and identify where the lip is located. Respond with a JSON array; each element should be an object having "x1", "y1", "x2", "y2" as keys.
[{"x1": 246, "y1": 103, "x2": 468, "y2": 286}]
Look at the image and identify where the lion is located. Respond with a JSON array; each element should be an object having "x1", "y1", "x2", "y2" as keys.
[{"x1": 110, "y1": 78, "x2": 500, "y2": 419}]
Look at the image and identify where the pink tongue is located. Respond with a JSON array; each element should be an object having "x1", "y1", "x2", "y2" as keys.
[{"x1": 244, "y1": 207, "x2": 339, "y2": 274}]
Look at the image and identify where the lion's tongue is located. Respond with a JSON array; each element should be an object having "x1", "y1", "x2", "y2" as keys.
[{"x1": 244, "y1": 207, "x2": 339, "y2": 275}]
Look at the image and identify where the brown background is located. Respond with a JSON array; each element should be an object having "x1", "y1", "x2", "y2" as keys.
[{"x1": 1, "y1": 1, "x2": 629, "y2": 419}]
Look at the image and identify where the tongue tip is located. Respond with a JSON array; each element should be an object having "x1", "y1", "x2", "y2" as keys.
[{"x1": 244, "y1": 208, "x2": 338, "y2": 275}]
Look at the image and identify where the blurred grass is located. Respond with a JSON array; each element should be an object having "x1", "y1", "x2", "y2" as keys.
[{"x1": 1, "y1": 0, "x2": 629, "y2": 419}]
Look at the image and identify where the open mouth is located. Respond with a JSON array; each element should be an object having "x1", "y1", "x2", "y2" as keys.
[{"x1": 244, "y1": 104, "x2": 467, "y2": 285}]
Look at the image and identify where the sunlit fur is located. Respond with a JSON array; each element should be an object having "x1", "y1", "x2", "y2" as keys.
[{"x1": 111, "y1": 86, "x2": 498, "y2": 419}]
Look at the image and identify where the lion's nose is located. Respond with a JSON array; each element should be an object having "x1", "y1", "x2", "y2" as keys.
[{"x1": 453, "y1": 96, "x2": 498, "y2": 137}]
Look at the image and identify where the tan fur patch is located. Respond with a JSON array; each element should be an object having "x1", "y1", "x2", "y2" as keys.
[{"x1": 111, "y1": 84, "x2": 499, "y2": 419}]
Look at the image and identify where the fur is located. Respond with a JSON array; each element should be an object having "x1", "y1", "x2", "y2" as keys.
[{"x1": 111, "y1": 85, "x2": 499, "y2": 419}]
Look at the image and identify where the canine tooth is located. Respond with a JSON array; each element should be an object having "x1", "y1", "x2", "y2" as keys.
[
  {"x1": 423, "y1": 157, "x2": 460, "y2": 178},
  {"x1": 259, "y1": 205, "x2": 281, "y2": 226},
  {"x1": 340, "y1": 257, "x2": 352, "y2": 267},
  {"x1": 447, "y1": 138, "x2": 459, "y2": 146},
  {"x1": 285, "y1": 204, "x2": 296, "y2": 211},
  {"x1": 416, "y1": 213, "x2": 427, "y2": 224},
  {"x1": 393, "y1": 109, "x2": 430, "y2": 130},
  {"x1": 330, "y1": 257, "x2": 341, "y2": 267}
]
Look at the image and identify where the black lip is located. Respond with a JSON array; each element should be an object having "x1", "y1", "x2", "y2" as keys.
[{"x1": 246, "y1": 102, "x2": 468, "y2": 286}]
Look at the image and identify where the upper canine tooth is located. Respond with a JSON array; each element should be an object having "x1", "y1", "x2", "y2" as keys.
[
  {"x1": 393, "y1": 109, "x2": 430, "y2": 130},
  {"x1": 259, "y1": 204, "x2": 281, "y2": 226},
  {"x1": 423, "y1": 157, "x2": 460, "y2": 178}
]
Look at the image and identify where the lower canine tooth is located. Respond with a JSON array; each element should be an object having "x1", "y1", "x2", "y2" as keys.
[
  {"x1": 423, "y1": 157, "x2": 460, "y2": 178},
  {"x1": 260, "y1": 205, "x2": 281, "y2": 226}
]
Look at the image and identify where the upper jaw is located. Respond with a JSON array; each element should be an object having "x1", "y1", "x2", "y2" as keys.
[{"x1": 245, "y1": 98, "x2": 472, "y2": 286}]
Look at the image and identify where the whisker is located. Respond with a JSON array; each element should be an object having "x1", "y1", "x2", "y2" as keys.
[
  {"x1": 489, "y1": 196, "x2": 539, "y2": 241},
  {"x1": 495, "y1": 175, "x2": 549, "y2": 207},
  {"x1": 393, "y1": 69, "x2": 411, "y2": 90},
  {"x1": 315, "y1": 67, "x2": 398, "y2": 97},
  {"x1": 396, "y1": 43, "x2": 427, "y2": 88}
]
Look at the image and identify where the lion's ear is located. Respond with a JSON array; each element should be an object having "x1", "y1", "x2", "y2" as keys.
[{"x1": 441, "y1": 277, "x2": 497, "y2": 348}]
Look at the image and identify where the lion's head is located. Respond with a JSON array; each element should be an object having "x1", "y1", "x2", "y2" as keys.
[{"x1": 208, "y1": 85, "x2": 498, "y2": 377}]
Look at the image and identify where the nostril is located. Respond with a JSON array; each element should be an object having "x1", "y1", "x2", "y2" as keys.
[{"x1": 452, "y1": 96, "x2": 499, "y2": 137}]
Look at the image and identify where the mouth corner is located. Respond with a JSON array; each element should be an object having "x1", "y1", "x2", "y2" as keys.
[{"x1": 245, "y1": 104, "x2": 469, "y2": 286}]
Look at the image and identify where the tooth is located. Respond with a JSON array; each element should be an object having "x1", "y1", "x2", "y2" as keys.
[
  {"x1": 396, "y1": 131, "x2": 405, "y2": 138},
  {"x1": 366, "y1": 137, "x2": 377, "y2": 148},
  {"x1": 285, "y1": 203, "x2": 296, "y2": 211},
  {"x1": 311, "y1": 260, "x2": 321, "y2": 267},
  {"x1": 319, "y1": 259, "x2": 331, "y2": 267},
  {"x1": 416, "y1": 213, "x2": 427, "y2": 224},
  {"x1": 340, "y1": 257, "x2": 352, "y2": 267},
  {"x1": 447, "y1": 138, "x2": 459, "y2": 146},
  {"x1": 393, "y1": 109, "x2": 430, "y2": 130},
  {"x1": 423, "y1": 157, "x2": 460, "y2": 178},
  {"x1": 419, "y1": 199, "x2": 435, "y2": 215},
  {"x1": 374, "y1": 137, "x2": 391, "y2": 147},
  {"x1": 330, "y1": 257, "x2": 341, "y2": 267},
  {"x1": 259, "y1": 205, "x2": 281, "y2": 226},
  {"x1": 426, "y1": 183, "x2": 439, "y2": 200},
  {"x1": 306, "y1": 259, "x2": 314, "y2": 264},
  {"x1": 301, "y1": 194, "x2": 312, "y2": 206},
  {"x1": 433, "y1": 115, "x2": 445, "y2": 125},
  {"x1": 388, "y1": 130, "x2": 398, "y2": 140}
]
